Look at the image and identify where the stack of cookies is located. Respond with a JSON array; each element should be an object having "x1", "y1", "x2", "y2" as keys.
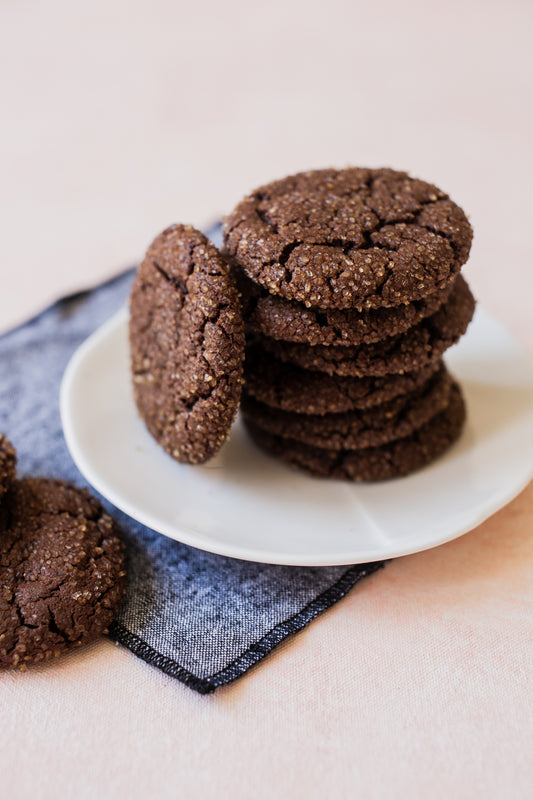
[{"x1": 223, "y1": 167, "x2": 475, "y2": 481}]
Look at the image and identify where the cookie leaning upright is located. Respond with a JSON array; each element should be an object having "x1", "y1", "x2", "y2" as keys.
[
  {"x1": 129, "y1": 224, "x2": 245, "y2": 464},
  {"x1": 0, "y1": 434, "x2": 16, "y2": 500},
  {"x1": 223, "y1": 167, "x2": 473, "y2": 310}
]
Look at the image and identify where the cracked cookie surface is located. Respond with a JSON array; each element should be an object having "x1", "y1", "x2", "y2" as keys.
[
  {"x1": 245, "y1": 383, "x2": 466, "y2": 482},
  {"x1": 0, "y1": 478, "x2": 126, "y2": 669},
  {"x1": 244, "y1": 346, "x2": 440, "y2": 415},
  {"x1": 238, "y1": 266, "x2": 454, "y2": 347},
  {"x1": 242, "y1": 364, "x2": 452, "y2": 450},
  {"x1": 129, "y1": 224, "x2": 245, "y2": 464},
  {"x1": 0, "y1": 434, "x2": 16, "y2": 500},
  {"x1": 223, "y1": 167, "x2": 472, "y2": 310},
  {"x1": 259, "y1": 275, "x2": 475, "y2": 377}
]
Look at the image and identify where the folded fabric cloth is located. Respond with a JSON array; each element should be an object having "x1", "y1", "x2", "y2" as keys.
[{"x1": 0, "y1": 226, "x2": 383, "y2": 693}]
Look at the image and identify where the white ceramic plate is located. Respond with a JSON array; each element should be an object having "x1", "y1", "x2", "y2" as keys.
[{"x1": 60, "y1": 307, "x2": 533, "y2": 566}]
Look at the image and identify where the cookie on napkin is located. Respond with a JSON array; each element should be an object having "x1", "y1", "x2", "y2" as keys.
[
  {"x1": 0, "y1": 478, "x2": 126, "y2": 669},
  {"x1": 0, "y1": 434, "x2": 16, "y2": 500}
]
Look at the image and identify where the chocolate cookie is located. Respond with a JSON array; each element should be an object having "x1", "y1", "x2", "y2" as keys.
[
  {"x1": 259, "y1": 274, "x2": 475, "y2": 377},
  {"x1": 0, "y1": 478, "x2": 126, "y2": 669},
  {"x1": 129, "y1": 224, "x2": 245, "y2": 464},
  {"x1": 0, "y1": 434, "x2": 16, "y2": 500},
  {"x1": 224, "y1": 167, "x2": 472, "y2": 310},
  {"x1": 245, "y1": 383, "x2": 466, "y2": 482},
  {"x1": 244, "y1": 346, "x2": 440, "y2": 415},
  {"x1": 242, "y1": 364, "x2": 452, "y2": 451},
  {"x1": 238, "y1": 267, "x2": 455, "y2": 347}
]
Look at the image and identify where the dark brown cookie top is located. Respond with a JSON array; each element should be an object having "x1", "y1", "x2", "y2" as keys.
[
  {"x1": 244, "y1": 345, "x2": 441, "y2": 415},
  {"x1": 129, "y1": 224, "x2": 245, "y2": 464},
  {"x1": 245, "y1": 382, "x2": 466, "y2": 482},
  {"x1": 0, "y1": 478, "x2": 126, "y2": 669},
  {"x1": 242, "y1": 364, "x2": 452, "y2": 451},
  {"x1": 223, "y1": 167, "x2": 472, "y2": 310},
  {"x1": 0, "y1": 434, "x2": 16, "y2": 500},
  {"x1": 259, "y1": 274, "x2": 475, "y2": 377},
  {"x1": 238, "y1": 266, "x2": 454, "y2": 347}
]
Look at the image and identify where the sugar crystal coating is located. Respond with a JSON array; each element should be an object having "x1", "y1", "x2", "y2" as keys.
[
  {"x1": 129, "y1": 224, "x2": 245, "y2": 464},
  {"x1": 0, "y1": 434, "x2": 16, "y2": 500},
  {"x1": 244, "y1": 346, "x2": 441, "y2": 415},
  {"x1": 245, "y1": 383, "x2": 466, "y2": 482},
  {"x1": 260, "y1": 275, "x2": 475, "y2": 377},
  {"x1": 242, "y1": 364, "x2": 452, "y2": 450},
  {"x1": 224, "y1": 168, "x2": 472, "y2": 310},
  {"x1": 237, "y1": 266, "x2": 455, "y2": 347},
  {"x1": 0, "y1": 478, "x2": 126, "y2": 669}
]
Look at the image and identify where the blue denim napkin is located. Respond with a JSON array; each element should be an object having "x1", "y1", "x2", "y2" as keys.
[{"x1": 0, "y1": 226, "x2": 383, "y2": 693}]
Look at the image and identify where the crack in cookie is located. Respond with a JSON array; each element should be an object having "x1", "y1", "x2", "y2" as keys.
[
  {"x1": 129, "y1": 224, "x2": 245, "y2": 464},
  {"x1": 223, "y1": 168, "x2": 472, "y2": 310}
]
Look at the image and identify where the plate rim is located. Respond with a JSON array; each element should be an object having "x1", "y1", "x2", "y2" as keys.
[{"x1": 60, "y1": 307, "x2": 533, "y2": 566}]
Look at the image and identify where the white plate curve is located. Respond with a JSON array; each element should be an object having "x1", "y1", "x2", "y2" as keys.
[{"x1": 60, "y1": 307, "x2": 533, "y2": 566}]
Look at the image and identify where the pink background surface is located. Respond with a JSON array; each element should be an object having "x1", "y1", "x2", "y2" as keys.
[{"x1": 1, "y1": 1, "x2": 533, "y2": 797}]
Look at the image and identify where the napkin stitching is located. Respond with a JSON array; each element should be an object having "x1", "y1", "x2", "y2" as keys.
[
  {"x1": 108, "y1": 561, "x2": 384, "y2": 694},
  {"x1": 1, "y1": 237, "x2": 389, "y2": 693}
]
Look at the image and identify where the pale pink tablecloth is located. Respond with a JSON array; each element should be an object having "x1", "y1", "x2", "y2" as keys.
[{"x1": 1, "y1": 2, "x2": 533, "y2": 798}]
